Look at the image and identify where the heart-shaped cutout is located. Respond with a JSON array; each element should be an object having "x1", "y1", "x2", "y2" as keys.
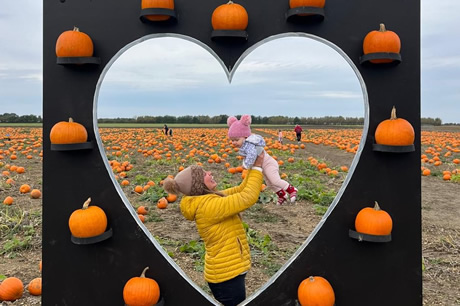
[{"x1": 95, "y1": 34, "x2": 366, "y2": 302}]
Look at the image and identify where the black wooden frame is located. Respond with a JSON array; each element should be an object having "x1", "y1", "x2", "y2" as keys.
[{"x1": 43, "y1": 0, "x2": 421, "y2": 305}]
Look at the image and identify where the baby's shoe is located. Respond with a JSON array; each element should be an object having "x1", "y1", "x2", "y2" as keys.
[
  {"x1": 275, "y1": 189, "x2": 288, "y2": 205},
  {"x1": 286, "y1": 185, "x2": 298, "y2": 203}
]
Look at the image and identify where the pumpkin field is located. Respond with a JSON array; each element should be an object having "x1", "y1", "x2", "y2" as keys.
[{"x1": 0, "y1": 125, "x2": 459, "y2": 305}]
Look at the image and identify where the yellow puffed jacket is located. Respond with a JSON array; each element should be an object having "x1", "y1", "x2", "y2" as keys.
[{"x1": 180, "y1": 169, "x2": 263, "y2": 284}]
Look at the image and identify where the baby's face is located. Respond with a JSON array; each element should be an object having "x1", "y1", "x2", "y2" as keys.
[{"x1": 230, "y1": 137, "x2": 245, "y2": 148}]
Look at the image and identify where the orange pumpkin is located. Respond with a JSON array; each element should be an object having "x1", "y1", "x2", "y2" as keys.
[
  {"x1": 137, "y1": 206, "x2": 149, "y2": 215},
  {"x1": 55, "y1": 26, "x2": 94, "y2": 57},
  {"x1": 355, "y1": 201, "x2": 393, "y2": 235},
  {"x1": 298, "y1": 276, "x2": 335, "y2": 306},
  {"x1": 30, "y1": 189, "x2": 42, "y2": 199},
  {"x1": 363, "y1": 23, "x2": 401, "y2": 63},
  {"x1": 375, "y1": 106, "x2": 414, "y2": 146},
  {"x1": 211, "y1": 0, "x2": 248, "y2": 31},
  {"x1": 141, "y1": 0, "x2": 175, "y2": 21},
  {"x1": 123, "y1": 267, "x2": 160, "y2": 306},
  {"x1": 50, "y1": 118, "x2": 88, "y2": 144},
  {"x1": 68, "y1": 197, "x2": 108, "y2": 238},
  {"x1": 157, "y1": 197, "x2": 168, "y2": 209},
  {"x1": 3, "y1": 196, "x2": 14, "y2": 205},
  {"x1": 166, "y1": 193, "x2": 177, "y2": 203},
  {"x1": 28, "y1": 278, "x2": 42, "y2": 296},
  {"x1": 134, "y1": 185, "x2": 144, "y2": 194},
  {"x1": 0, "y1": 277, "x2": 24, "y2": 301},
  {"x1": 289, "y1": 0, "x2": 325, "y2": 8},
  {"x1": 19, "y1": 184, "x2": 31, "y2": 193}
]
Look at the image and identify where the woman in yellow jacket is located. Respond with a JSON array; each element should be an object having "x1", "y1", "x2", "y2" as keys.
[{"x1": 163, "y1": 153, "x2": 264, "y2": 306}]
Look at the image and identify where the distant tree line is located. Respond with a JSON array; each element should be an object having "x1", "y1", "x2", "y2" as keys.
[
  {"x1": 1, "y1": 113, "x2": 454, "y2": 126},
  {"x1": 0, "y1": 113, "x2": 42, "y2": 123},
  {"x1": 99, "y1": 115, "x2": 451, "y2": 126},
  {"x1": 98, "y1": 115, "x2": 367, "y2": 125}
]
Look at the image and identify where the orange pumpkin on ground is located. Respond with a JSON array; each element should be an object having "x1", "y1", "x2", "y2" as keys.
[
  {"x1": 157, "y1": 197, "x2": 168, "y2": 209},
  {"x1": 68, "y1": 197, "x2": 107, "y2": 238},
  {"x1": 19, "y1": 184, "x2": 31, "y2": 193},
  {"x1": 30, "y1": 189, "x2": 42, "y2": 199},
  {"x1": 0, "y1": 277, "x2": 24, "y2": 301},
  {"x1": 56, "y1": 26, "x2": 94, "y2": 57},
  {"x1": 28, "y1": 278, "x2": 42, "y2": 296},
  {"x1": 375, "y1": 106, "x2": 414, "y2": 146},
  {"x1": 212, "y1": 0, "x2": 248, "y2": 31},
  {"x1": 298, "y1": 276, "x2": 335, "y2": 306},
  {"x1": 3, "y1": 196, "x2": 14, "y2": 205},
  {"x1": 166, "y1": 193, "x2": 177, "y2": 203},
  {"x1": 363, "y1": 23, "x2": 401, "y2": 63},
  {"x1": 50, "y1": 118, "x2": 88, "y2": 144},
  {"x1": 137, "y1": 206, "x2": 149, "y2": 215},
  {"x1": 123, "y1": 267, "x2": 160, "y2": 306},
  {"x1": 138, "y1": 214, "x2": 146, "y2": 223},
  {"x1": 141, "y1": 0, "x2": 175, "y2": 21},
  {"x1": 355, "y1": 201, "x2": 393, "y2": 236},
  {"x1": 134, "y1": 185, "x2": 144, "y2": 194}
]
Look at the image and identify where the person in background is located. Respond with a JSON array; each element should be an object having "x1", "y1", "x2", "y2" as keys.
[
  {"x1": 227, "y1": 115, "x2": 298, "y2": 205},
  {"x1": 294, "y1": 124, "x2": 303, "y2": 142},
  {"x1": 162, "y1": 153, "x2": 265, "y2": 306},
  {"x1": 163, "y1": 124, "x2": 169, "y2": 136},
  {"x1": 168, "y1": 128, "x2": 173, "y2": 137},
  {"x1": 278, "y1": 129, "x2": 283, "y2": 145}
]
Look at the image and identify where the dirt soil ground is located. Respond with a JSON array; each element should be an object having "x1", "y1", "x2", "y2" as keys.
[{"x1": 0, "y1": 132, "x2": 459, "y2": 305}]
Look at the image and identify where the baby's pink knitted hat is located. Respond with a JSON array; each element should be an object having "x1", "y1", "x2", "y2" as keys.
[{"x1": 227, "y1": 115, "x2": 252, "y2": 138}]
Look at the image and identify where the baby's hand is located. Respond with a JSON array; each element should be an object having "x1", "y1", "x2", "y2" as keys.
[{"x1": 254, "y1": 152, "x2": 264, "y2": 167}]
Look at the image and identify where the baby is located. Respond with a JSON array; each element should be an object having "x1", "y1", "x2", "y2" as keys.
[{"x1": 227, "y1": 115, "x2": 297, "y2": 205}]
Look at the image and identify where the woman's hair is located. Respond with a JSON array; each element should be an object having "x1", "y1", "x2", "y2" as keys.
[{"x1": 162, "y1": 170, "x2": 225, "y2": 197}]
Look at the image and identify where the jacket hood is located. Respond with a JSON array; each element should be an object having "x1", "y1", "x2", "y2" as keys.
[{"x1": 180, "y1": 196, "x2": 201, "y2": 221}]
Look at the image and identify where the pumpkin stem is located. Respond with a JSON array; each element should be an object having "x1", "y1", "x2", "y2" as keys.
[
  {"x1": 390, "y1": 106, "x2": 397, "y2": 120},
  {"x1": 73, "y1": 26, "x2": 80, "y2": 32},
  {"x1": 308, "y1": 276, "x2": 315, "y2": 282},
  {"x1": 373, "y1": 201, "x2": 381, "y2": 211},
  {"x1": 82, "y1": 197, "x2": 91, "y2": 209},
  {"x1": 140, "y1": 267, "x2": 149, "y2": 278},
  {"x1": 228, "y1": 0, "x2": 234, "y2": 4},
  {"x1": 68, "y1": 117, "x2": 74, "y2": 123},
  {"x1": 379, "y1": 23, "x2": 386, "y2": 32}
]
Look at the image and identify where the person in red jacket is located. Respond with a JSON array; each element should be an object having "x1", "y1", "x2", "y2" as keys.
[
  {"x1": 163, "y1": 153, "x2": 265, "y2": 306},
  {"x1": 294, "y1": 124, "x2": 303, "y2": 142}
]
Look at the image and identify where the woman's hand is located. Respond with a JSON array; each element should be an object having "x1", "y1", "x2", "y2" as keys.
[{"x1": 253, "y1": 152, "x2": 264, "y2": 167}]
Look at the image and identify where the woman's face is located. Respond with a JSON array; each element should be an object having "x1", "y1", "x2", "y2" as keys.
[{"x1": 204, "y1": 171, "x2": 217, "y2": 190}]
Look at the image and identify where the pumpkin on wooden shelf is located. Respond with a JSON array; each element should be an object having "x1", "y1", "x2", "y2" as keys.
[
  {"x1": 355, "y1": 201, "x2": 393, "y2": 236},
  {"x1": 0, "y1": 277, "x2": 24, "y2": 301},
  {"x1": 141, "y1": 0, "x2": 175, "y2": 21},
  {"x1": 68, "y1": 197, "x2": 107, "y2": 238},
  {"x1": 363, "y1": 23, "x2": 401, "y2": 63},
  {"x1": 290, "y1": 0, "x2": 325, "y2": 8},
  {"x1": 50, "y1": 118, "x2": 88, "y2": 144},
  {"x1": 289, "y1": 0, "x2": 325, "y2": 16},
  {"x1": 297, "y1": 276, "x2": 335, "y2": 306},
  {"x1": 123, "y1": 267, "x2": 160, "y2": 306},
  {"x1": 28, "y1": 278, "x2": 42, "y2": 296},
  {"x1": 212, "y1": 0, "x2": 248, "y2": 31},
  {"x1": 375, "y1": 106, "x2": 414, "y2": 146},
  {"x1": 56, "y1": 26, "x2": 94, "y2": 57}
]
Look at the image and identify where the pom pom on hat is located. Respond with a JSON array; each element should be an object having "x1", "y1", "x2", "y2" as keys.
[{"x1": 227, "y1": 115, "x2": 252, "y2": 138}]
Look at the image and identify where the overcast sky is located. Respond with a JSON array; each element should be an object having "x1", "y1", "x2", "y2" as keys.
[{"x1": 1, "y1": 1, "x2": 459, "y2": 123}]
